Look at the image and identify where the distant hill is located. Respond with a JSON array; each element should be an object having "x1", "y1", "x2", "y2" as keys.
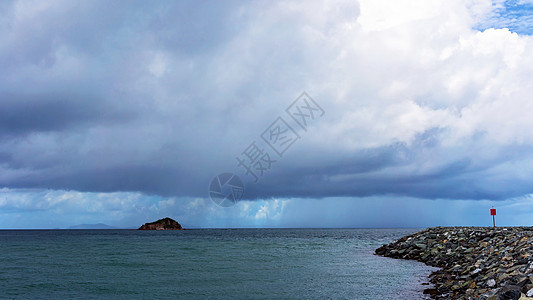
[{"x1": 68, "y1": 223, "x2": 118, "y2": 229}]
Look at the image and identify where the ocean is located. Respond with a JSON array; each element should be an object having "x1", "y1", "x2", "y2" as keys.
[{"x1": 0, "y1": 228, "x2": 437, "y2": 299}]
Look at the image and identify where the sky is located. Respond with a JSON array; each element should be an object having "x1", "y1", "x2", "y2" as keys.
[{"x1": 0, "y1": 0, "x2": 532, "y2": 228}]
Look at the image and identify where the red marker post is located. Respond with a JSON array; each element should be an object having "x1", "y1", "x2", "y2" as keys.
[{"x1": 490, "y1": 207, "x2": 496, "y2": 227}]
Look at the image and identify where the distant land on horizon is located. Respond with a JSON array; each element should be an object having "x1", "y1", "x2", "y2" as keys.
[
  {"x1": 68, "y1": 219, "x2": 199, "y2": 230},
  {"x1": 68, "y1": 223, "x2": 119, "y2": 229}
]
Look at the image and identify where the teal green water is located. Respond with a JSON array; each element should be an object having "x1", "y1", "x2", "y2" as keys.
[{"x1": 0, "y1": 229, "x2": 436, "y2": 299}]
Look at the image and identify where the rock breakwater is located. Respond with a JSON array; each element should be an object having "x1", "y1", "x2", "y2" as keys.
[{"x1": 375, "y1": 227, "x2": 533, "y2": 299}]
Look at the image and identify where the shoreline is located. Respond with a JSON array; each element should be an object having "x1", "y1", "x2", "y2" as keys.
[{"x1": 375, "y1": 227, "x2": 533, "y2": 299}]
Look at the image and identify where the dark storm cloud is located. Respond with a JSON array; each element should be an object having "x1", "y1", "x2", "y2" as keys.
[
  {"x1": 0, "y1": 93, "x2": 133, "y2": 138},
  {"x1": 1, "y1": 0, "x2": 533, "y2": 203},
  {"x1": 5, "y1": 130, "x2": 530, "y2": 202},
  {"x1": 242, "y1": 145, "x2": 529, "y2": 201}
]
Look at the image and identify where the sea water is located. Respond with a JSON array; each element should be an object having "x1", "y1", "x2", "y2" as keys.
[{"x1": 0, "y1": 228, "x2": 437, "y2": 299}]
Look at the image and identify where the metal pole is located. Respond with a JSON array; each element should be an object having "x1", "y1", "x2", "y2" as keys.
[{"x1": 493, "y1": 215, "x2": 495, "y2": 227}]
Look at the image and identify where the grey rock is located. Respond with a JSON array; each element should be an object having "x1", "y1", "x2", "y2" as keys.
[
  {"x1": 497, "y1": 288, "x2": 520, "y2": 300},
  {"x1": 488, "y1": 279, "x2": 496, "y2": 287},
  {"x1": 415, "y1": 243, "x2": 427, "y2": 250}
]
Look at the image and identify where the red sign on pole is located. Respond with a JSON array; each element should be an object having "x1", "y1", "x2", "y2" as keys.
[{"x1": 490, "y1": 208, "x2": 496, "y2": 216}]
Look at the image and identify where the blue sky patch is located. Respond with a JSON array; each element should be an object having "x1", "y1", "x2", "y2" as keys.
[{"x1": 476, "y1": 0, "x2": 533, "y2": 34}]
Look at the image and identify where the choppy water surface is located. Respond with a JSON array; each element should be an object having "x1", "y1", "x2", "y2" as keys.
[{"x1": 0, "y1": 228, "x2": 437, "y2": 299}]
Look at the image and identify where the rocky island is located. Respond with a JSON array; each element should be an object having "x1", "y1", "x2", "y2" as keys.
[
  {"x1": 376, "y1": 227, "x2": 533, "y2": 299},
  {"x1": 137, "y1": 217, "x2": 184, "y2": 230}
]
